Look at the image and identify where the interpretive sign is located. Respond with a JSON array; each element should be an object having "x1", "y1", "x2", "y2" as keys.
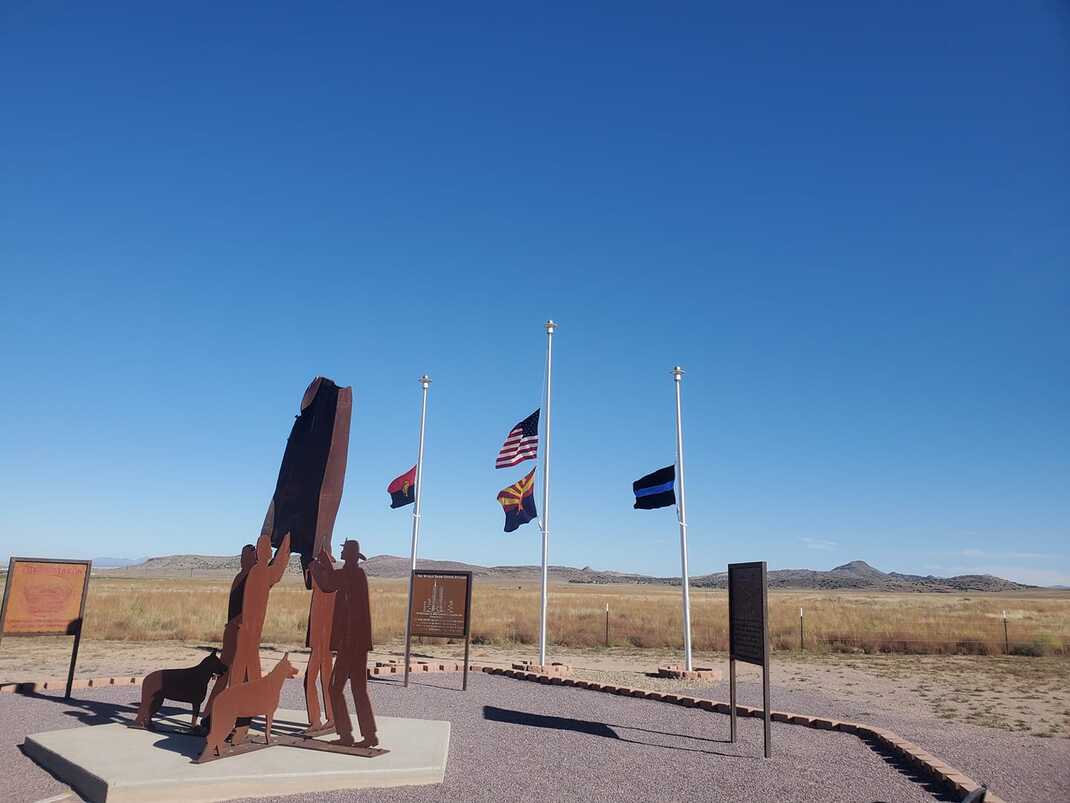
[
  {"x1": 727, "y1": 560, "x2": 771, "y2": 758},
  {"x1": 728, "y1": 561, "x2": 767, "y2": 666},
  {"x1": 406, "y1": 570, "x2": 473, "y2": 689},
  {"x1": 0, "y1": 557, "x2": 92, "y2": 699}
]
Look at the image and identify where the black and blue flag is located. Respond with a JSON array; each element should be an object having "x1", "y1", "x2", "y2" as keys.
[{"x1": 633, "y1": 465, "x2": 676, "y2": 510}]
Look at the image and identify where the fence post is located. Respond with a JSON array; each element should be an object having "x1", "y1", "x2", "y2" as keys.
[
  {"x1": 799, "y1": 607, "x2": 804, "y2": 651},
  {"x1": 605, "y1": 603, "x2": 610, "y2": 647},
  {"x1": 1003, "y1": 610, "x2": 1009, "y2": 654}
]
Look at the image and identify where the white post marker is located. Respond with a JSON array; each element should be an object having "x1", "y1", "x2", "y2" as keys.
[
  {"x1": 539, "y1": 320, "x2": 556, "y2": 667},
  {"x1": 672, "y1": 365, "x2": 693, "y2": 672},
  {"x1": 403, "y1": 374, "x2": 432, "y2": 688},
  {"x1": 667, "y1": 368, "x2": 693, "y2": 676}
]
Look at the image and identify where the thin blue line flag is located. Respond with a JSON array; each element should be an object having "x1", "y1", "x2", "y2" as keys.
[{"x1": 633, "y1": 465, "x2": 676, "y2": 510}]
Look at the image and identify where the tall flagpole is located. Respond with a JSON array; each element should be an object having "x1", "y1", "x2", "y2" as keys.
[
  {"x1": 672, "y1": 365, "x2": 693, "y2": 672},
  {"x1": 539, "y1": 320, "x2": 556, "y2": 667},
  {"x1": 403, "y1": 373, "x2": 431, "y2": 687}
]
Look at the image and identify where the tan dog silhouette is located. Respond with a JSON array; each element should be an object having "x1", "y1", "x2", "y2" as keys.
[{"x1": 198, "y1": 653, "x2": 298, "y2": 762}]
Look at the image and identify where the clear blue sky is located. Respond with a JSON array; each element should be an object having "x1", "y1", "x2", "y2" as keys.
[{"x1": 2, "y1": 3, "x2": 1067, "y2": 585}]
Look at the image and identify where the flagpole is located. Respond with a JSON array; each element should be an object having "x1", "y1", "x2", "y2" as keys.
[
  {"x1": 672, "y1": 365, "x2": 693, "y2": 672},
  {"x1": 539, "y1": 320, "x2": 556, "y2": 667},
  {"x1": 403, "y1": 373, "x2": 431, "y2": 688}
]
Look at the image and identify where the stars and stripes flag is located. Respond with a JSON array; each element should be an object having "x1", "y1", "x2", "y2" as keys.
[{"x1": 495, "y1": 409, "x2": 540, "y2": 468}]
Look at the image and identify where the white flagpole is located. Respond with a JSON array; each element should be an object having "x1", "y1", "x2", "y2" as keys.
[
  {"x1": 539, "y1": 320, "x2": 556, "y2": 667},
  {"x1": 403, "y1": 373, "x2": 431, "y2": 687},
  {"x1": 672, "y1": 365, "x2": 693, "y2": 672}
]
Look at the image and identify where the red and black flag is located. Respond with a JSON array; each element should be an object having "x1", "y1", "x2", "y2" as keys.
[
  {"x1": 497, "y1": 468, "x2": 537, "y2": 532},
  {"x1": 495, "y1": 409, "x2": 540, "y2": 468},
  {"x1": 633, "y1": 465, "x2": 676, "y2": 510},
  {"x1": 388, "y1": 465, "x2": 417, "y2": 508}
]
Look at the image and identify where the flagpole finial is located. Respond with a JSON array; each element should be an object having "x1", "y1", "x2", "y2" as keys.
[
  {"x1": 672, "y1": 366, "x2": 685, "y2": 381},
  {"x1": 419, "y1": 374, "x2": 431, "y2": 388},
  {"x1": 545, "y1": 320, "x2": 557, "y2": 334}
]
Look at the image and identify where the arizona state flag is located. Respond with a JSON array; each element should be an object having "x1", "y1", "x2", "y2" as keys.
[
  {"x1": 633, "y1": 465, "x2": 675, "y2": 510},
  {"x1": 497, "y1": 468, "x2": 537, "y2": 532},
  {"x1": 388, "y1": 466, "x2": 417, "y2": 508}
]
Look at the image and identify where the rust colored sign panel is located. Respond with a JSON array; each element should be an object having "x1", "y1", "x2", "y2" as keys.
[
  {"x1": 1, "y1": 558, "x2": 90, "y2": 636},
  {"x1": 409, "y1": 571, "x2": 472, "y2": 640}
]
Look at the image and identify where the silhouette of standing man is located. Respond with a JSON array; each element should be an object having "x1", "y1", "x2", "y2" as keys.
[
  {"x1": 303, "y1": 549, "x2": 336, "y2": 733},
  {"x1": 199, "y1": 543, "x2": 256, "y2": 733},
  {"x1": 310, "y1": 540, "x2": 377, "y2": 748},
  {"x1": 230, "y1": 531, "x2": 291, "y2": 687}
]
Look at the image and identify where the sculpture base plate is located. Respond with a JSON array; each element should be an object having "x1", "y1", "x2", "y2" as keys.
[{"x1": 23, "y1": 709, "x2": 449, "y2": 802}]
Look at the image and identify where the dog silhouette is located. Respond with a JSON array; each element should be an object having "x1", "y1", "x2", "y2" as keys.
[
  {"x1": 198, "y1": 653, "x2": 298, "y2": 761},
  {"x1": 133, "y1": 650, "x2": 227, "y2": 730}
]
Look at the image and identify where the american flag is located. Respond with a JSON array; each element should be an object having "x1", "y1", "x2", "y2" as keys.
[{"x1": 495, "y1": 409, "x2": 540, "y2": 468}]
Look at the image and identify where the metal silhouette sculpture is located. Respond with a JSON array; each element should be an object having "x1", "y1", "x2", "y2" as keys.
[
  {"x1": 133, "y1": 651, "x2": 227, "y2": 730},
  {"x1": 230, "y1": 532, "x2": 291, "y2": 687},
  {"x1": 261, "y1": 377, "x2": 353, "y2": 585},
  {"x1": 198, "y1": 544, "x2": 256, "y2": 733},
  {"x1": 303, "y1": 553, "x2": 337, "y2": 735},
  {"x1": 197, "y1": 653, "x2": 299, "y2": 763},
  {"x1": 309, "y1": 541, "x2": 378, "y2": 748}
]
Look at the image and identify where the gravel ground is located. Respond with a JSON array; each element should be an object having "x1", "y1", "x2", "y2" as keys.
[
  {"x1": 3, "y1": 673, "x2": 942, "y2": 803},
  {"x1": 691, "y1": 676, "x2": 1070, "y2": 803}
]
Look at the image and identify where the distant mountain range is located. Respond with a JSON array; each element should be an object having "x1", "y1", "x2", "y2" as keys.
[{"x1": 101, "y1": 555, "x2": 1036, "y2": 593}]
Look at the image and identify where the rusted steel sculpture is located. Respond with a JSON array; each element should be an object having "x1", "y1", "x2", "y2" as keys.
[
  {"x1": 230, "y1": 532, "x2": 291, "y2": 686},
  {"x1": 309, "y1": 541, "x2": 378, "y2": 748},
  {"x1": 133, "y1": 651, "x2": 227, "y2": 730},
  {"x1": 197, "y1": 654, "x2": 299, "y2": 763},
  {"x1": 198, "y1": 544, "x2": 256, "y2": 733},
  {"x1": 261, "y1": 377, "x2": 353, "y2": 585},
  {"x1": 303, "y1": 553, "x2": 337, "y2": 734}
]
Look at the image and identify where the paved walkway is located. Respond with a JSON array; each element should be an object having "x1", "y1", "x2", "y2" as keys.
[{"x1": 4, "y1": 672, "x2": 976, "y2": 802}]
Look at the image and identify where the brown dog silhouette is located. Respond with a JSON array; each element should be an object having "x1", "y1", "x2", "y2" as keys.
[
  {"x1": 133, "y1": 651, "x2": 227, "y2": 730},
  {"x1": 198, "y1": 653, "x2": 298, "y2": 762}
]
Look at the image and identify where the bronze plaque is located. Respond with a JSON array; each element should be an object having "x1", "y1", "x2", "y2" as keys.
[
  {"x1": 1, "y1": 558, "x2": 91, "y2": 636},
  {"x1": 409, "y1": 571, "x2": 471, "y2": 639},
  {"x1": 728, "y1": 561, "x2": 768, "y2": 667}
]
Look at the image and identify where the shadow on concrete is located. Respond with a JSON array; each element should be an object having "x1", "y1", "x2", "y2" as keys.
[
  {"x1": 482, "y1": 706, "x2": 754, "y2": 758},
  {"x1": 18, "y1": 689, "x2": 147, "y2": 726}
]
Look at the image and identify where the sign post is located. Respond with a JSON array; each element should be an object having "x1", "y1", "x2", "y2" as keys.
[
  {"x1": 728, "y1": 560, "x2": 771, "y2": 758},
  {"x1": 405, "y1": 570, "x2": 473, "y2": 690},
  {"x1": 0, "y1": 558, "x2": 92, "y2": 700}
]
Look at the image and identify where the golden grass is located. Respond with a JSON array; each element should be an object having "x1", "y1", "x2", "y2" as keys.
[{"x1": 3, "y1": 577, "x2": 1068, "y2": 655}]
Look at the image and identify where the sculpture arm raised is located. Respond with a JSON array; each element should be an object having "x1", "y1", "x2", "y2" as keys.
[{"x1": 267, "y1": 532, "x2": 291, "y2": 584}]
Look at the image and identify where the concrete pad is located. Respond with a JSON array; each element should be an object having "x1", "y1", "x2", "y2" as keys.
[{"x1": 23, "y1": 709, "x2": 450, "y2": 802}]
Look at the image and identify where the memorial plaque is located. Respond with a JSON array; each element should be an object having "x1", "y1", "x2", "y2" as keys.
[
  {"x1": 409, "y1": 571, "x2": 471, "y2": 640},
  {"x1": 728, "y1": 561, "x2": 767, "y2": 667},
  {"x1": 1, "y1": 558, "x2": 90, "y2": 636},
  {"x1": 0, "y1": 557, "x2": 92, "y2": 700}
]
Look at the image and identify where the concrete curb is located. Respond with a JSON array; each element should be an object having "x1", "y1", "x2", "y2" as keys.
[{"x1": 483, "y1": 666, "x2": 1007, "y2": 803}]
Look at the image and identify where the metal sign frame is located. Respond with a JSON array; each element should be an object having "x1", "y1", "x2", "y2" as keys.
[
  {"x1": 404, "y1": 570, "x2": 473, "y2": 690},
  {"x1": 0, "y1": 557, "x2": 92, "y2": 699},
  {"x1": 727, "y1": 560, "x2": 771, "y2": 758}
]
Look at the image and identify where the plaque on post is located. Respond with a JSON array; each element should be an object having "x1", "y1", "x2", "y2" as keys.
[
  {"x1": 727, "y1": 560, "x2": 771, "y2": 758},
  {"x1": 0, "y1": 557, "x2": 92, "y2": 700},
  {"x1": 405, "y1": 571, "x2": 473, "y2": 690}
]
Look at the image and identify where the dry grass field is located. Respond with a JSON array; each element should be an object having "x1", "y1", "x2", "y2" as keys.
[{"x1": 3, "y1": 575, "x2": 1066, "y2": 656}]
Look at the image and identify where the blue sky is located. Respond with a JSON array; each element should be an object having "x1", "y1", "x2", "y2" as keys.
[{"x1": 2, "y1": 3, "x2": 1067, "y2": 584}]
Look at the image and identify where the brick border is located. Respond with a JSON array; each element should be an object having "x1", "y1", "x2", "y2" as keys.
[
  {"x1": 1, "y1": 663, "x2": 1005, "y2": 802},
  {"x1": 481, "y1": 667, "x2": 1006, "y2": 803}
]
